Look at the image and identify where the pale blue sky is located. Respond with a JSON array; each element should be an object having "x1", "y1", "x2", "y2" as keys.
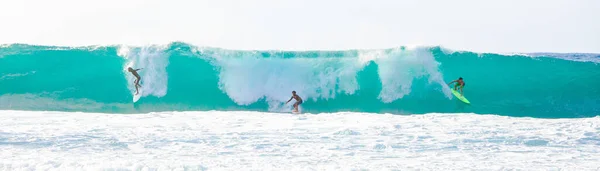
[{"x1": 1, "y1": 0, "x2": 598, "y2": 53}]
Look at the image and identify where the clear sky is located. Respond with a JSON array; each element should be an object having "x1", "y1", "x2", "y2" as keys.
[{"x1": 1, "y1": 0, "x2": 599, "y2": 53}]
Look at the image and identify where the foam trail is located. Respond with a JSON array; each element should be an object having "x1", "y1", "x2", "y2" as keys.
[{"x1": 0, "y1": 71, "x2": 36, "y2": 80}]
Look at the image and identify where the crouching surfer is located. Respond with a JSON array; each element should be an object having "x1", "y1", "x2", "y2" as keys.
[
  {"x1": 285, "y1": 91, "x2": 303, "y2": 113},
  {"x1": 448, "y1": 77, "x2": 465, "y2": 95}
]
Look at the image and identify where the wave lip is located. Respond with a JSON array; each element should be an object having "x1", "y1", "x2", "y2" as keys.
[{"x1": 526, "y1": 52, "x2": 600, "y2": 63}]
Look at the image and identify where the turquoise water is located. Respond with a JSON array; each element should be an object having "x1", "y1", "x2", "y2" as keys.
[{"x1": 1, "y1": 43, "x2": 599, "y2": 118}]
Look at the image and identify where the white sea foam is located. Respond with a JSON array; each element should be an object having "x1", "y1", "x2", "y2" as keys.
[
  {"x1": 197, "y1": 47, "x2": 451, "y2": 112},
  {"x1": 369, "y1": 47, "x2": 451, "y2": 102},
  {"x1": 201, "y1": 49, "x2": 364, "y2": 112},
  {"x1": 1, "y1": 110, "x2": 599, "y2": 170},
  {"x1": 120, "y1": 45, "x2": 170, "y2": 98}
]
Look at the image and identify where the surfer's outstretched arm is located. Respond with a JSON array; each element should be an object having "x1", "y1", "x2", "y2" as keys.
[
  {"x1": 448, "y1": 80, "x2": 456, "y2": 85},
  {"x1": 285, "y1": 97, "x2": 293, "y2": 104},
  {"x1": 135, "y1": 68, "x2": 143, "y2": 71}
]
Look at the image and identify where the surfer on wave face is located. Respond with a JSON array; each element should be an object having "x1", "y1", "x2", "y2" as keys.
[
  {"x1": 286, "y1": 91, "x2": 303, "y2": 112},
  {"x1": 448, "y1": 77, "x2": 465, "y2": 95},
  {"x1": 127, "y1": 67, "x2": 143, "y2": 95}
]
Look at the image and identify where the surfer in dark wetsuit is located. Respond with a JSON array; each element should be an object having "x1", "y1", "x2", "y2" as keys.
[
  {"x1": 285, "y1": 91, "x2": 303, "y2": 112},
  {"x1": 127, "y1": 67, "x2": 143, "y2": 95},
  {"x1": 448, "y1": 77, "x2": 465, "y2": 95}
]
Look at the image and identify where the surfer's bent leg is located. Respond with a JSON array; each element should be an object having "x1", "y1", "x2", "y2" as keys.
[
  {"x1": 293, "y1": 100, "x2": 303, "y2": 111},
  {"x1": 134, "y1": 78, "x2": 140, "y2": 95},
  {"x1": 135, "y1": 77, "x2": 141, "y2": 87}
]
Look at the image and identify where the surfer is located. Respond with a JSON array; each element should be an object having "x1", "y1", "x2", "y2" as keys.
[
  {"x1": 285, "y1": 91, "x2": 303, "y2": 112},
  {"x1": 448, "y1": 77, "x2": 465, "y2": 95},
  {"x1": 127, "y1": 67, "x2": 143, "y2": 95}
]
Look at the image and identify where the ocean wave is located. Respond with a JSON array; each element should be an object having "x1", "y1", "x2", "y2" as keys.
[{"x1": 0, "y1": 42, "x2": 599, "y2": 118}]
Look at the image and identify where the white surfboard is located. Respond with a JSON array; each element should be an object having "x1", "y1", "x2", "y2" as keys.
[
  {"x1": 291, "y1": 106, "x2": 302, "y2": 114},
  {"x1": 133, "y1": 89, "x2": 142, "y2": 102}
]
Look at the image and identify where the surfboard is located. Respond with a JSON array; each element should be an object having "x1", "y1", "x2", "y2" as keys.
[
  {"x1": 291, "y1": 106, "x2": 302, "y2": 114},
  {"x1": 133, "y1": 89, "x2": 142, "y2": 102},
  {"x1": 451, "y1": 89, "x2": 470, "y2": 104}
]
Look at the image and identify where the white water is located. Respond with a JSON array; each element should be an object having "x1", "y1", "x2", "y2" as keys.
[
  {"x1": 1, "y1": 110, "x2": 599, "y2": 170},
  {"x1": 208, "y1": 50, "x2": 362, "y2": 109},
  {"x1": 369, "y1": 48, "x2": 451, "y2": 102},
  {"x1": 120, "y1": 46, "x2": 169, "y2": 99},
  {"x1": 196, "y1": 47, "x2": 450, "y2": 112}
]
